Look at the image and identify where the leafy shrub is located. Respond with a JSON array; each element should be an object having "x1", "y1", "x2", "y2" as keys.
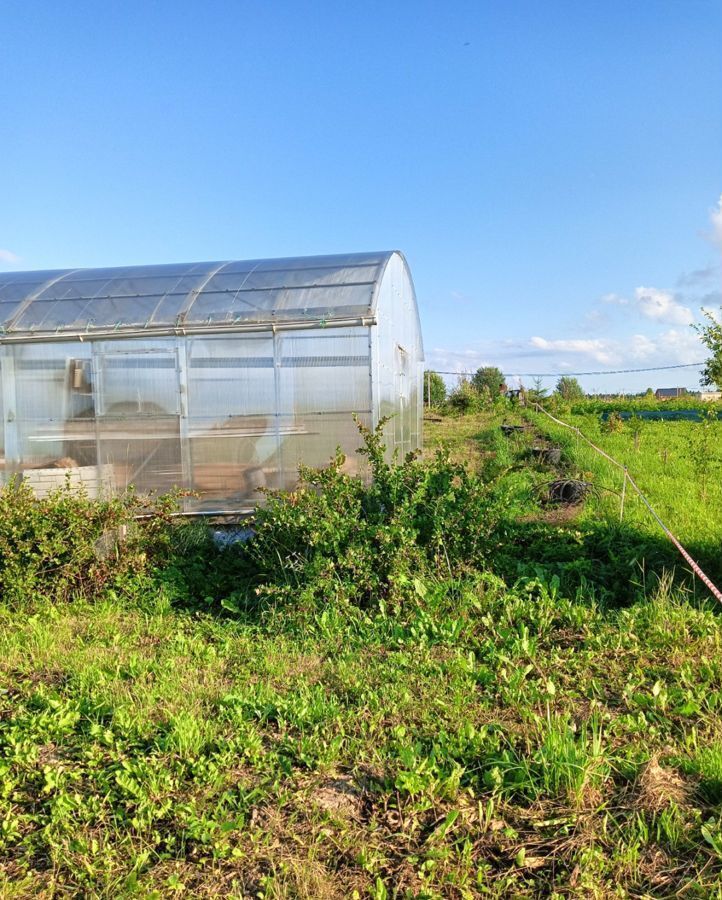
[
  {"x1": 688, "y1": 406, "x2": 722, "y2": 500},
  {"x1": 0, "y1": 477, "x2": 180, "y2": 605},
  {"x1": 447, "y1": 378, "x2": 484, "y2": 413},
  {"x1": 602, "y1": 411, "x2": 623, "y2": 433},
  {"x1": 245, "y1": 418, "x2": 498, "y2": 609}
]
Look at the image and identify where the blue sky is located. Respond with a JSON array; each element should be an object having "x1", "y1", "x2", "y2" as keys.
[{"x1": 1, "y1": 0, "x2": 720, "y2": 392}]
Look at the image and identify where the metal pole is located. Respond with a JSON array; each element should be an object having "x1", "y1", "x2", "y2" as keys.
[{"x1": 620, "y1": 467, "x2": 627, "y2": 521}]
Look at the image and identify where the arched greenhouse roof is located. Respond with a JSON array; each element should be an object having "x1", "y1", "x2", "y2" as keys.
[{"x1": 0, "y1": 251, "x2": 406, "y2": 340}]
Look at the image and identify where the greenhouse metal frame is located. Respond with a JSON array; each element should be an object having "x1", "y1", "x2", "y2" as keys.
[{"x1": 0, "y1": 251, "x2": 423, "y2": 513}]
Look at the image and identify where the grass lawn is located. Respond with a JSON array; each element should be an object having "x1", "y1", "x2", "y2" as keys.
[
  {"x1": 2, "y1": 409, "x2": 722, "y2": 898},
  {"x1": 527, "y1": 405, "x2": 722, "y2": 567}
]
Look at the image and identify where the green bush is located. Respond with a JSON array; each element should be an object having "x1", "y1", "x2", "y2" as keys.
[
  {"x1": 246, "y1": 418, "x2": 498, "y2": 610},
  {"x1": 447, "y1": 379, "x2": 485, "y2": 413},
  {"x1": 0, "y1": 478, "x2": 179, "y2": 605}
]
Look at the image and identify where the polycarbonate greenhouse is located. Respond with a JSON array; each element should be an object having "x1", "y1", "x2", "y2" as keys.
[{"x1": 0, "y1": 251, "x2": 424, "y2": 513}]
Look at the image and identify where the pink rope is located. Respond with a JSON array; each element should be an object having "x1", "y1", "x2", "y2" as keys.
[
  {"x1": 532, "y1": 404, "x2": 722, "y2": 604},
  {"x1": 624, "y1": 470, "x2": 722, "y2": 604}
]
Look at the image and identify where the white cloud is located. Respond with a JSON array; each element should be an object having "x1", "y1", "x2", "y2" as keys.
[
  {"x1": 635, "y1": 286, "x2": 693, "y2": 325},
  {"x1": 528, "y1": 328, "x2": 704, "y2": 369},
  {"x1": 529, "y1": 336, "x2": 618, "y2": 364},
  {"x1": 711, "y1": 195, "x2": 722, "y2": 251},
  {"x1": 0, "y1": 249, "x2": 20, "y2": 265},
  {"x1": 656, "y1": 328, "x2": 705, "y2": 365},
  {"x1": 630, "y1": 334, "x2": 656, "y2": 359},
  {"x1": 600, "y1": 292, "x2": 628, "y2": 306}
]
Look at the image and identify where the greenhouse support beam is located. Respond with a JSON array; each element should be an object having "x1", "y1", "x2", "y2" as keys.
[{"x1": 0, "y1": 316, "x2": 377, "y2": 345}]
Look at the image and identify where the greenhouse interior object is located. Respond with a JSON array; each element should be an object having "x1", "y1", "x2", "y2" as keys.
[{"x1": 0, "y1": 251, "x2": 424, "y2": 512}]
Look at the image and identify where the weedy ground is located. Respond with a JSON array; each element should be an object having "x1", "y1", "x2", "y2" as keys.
[
  {"x1": 2, "y1": 408, "x2": 722, "y2": 898},
  {"x1": 522, "y1": 403, "x2": 722, "y2": 586}
]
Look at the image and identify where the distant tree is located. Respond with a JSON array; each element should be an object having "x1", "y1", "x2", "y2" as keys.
[
  {"x1": 423, "y1": 370, "x2": 446, "y2": 407},
  {"x1": 696, "y1": 309, "x2": 722, "y2": 390},
  {"x1": 555, "y1": 376, "x2": 585, "y2": 402},
  {"x1": 525, "y1": 376, "x2": 549, "y2": 405},
  {"x1": 470, "y1": 366, "x2": 506, "y2": 396}
]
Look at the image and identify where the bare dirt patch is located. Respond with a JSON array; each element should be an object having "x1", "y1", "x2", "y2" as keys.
[
  {"x1": 310, "y1": 775, "x2": 364, "y2": 820},
  {"x1": 636, "y1": 756, "x2": 693, "y2": 812}
]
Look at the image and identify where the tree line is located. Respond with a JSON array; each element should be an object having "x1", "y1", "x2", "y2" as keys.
[{"x1": 423, "y1": 367, "x2": 585, "y2": 410}]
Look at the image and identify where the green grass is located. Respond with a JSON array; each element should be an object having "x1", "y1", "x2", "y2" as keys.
[
  {"x1": 3, "y1": 409, "x2": 722, "y2": 897},
  {"x1": 526, "y1": 405, "x2": 722, "y2": 584}
]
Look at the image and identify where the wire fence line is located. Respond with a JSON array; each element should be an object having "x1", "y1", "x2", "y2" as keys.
[
  {"x1": 426, "y1": 361, "x2": 705, "y2": 379},
  {"x1": 531, "y1": 402, "x2": 722, "y2": 606}
]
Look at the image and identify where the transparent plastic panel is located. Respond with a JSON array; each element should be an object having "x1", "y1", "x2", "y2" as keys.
[
  {"x1": 99, "y1": 432, "x2": 182, "y2": 496},
  {"x1": 189, "y1": 433, "x2": 276, "y2": 510},
  {"x1": 95, "y1": 340, "x2": 180, "y2": 416},
  {"x1": 276, "y1": 328, "x2": 371, "y2": 415},
  {"x1": 186, "y1": 335, "x2": 278, "y2": 509},
  {"x1": 375, "y1": 276, "x2": 399, "y2": 455},
  {"x1": 12, "y1": 296, "x2": 155, "y2": 332},
  {"x1": 0, "y1": 270, "x2": 68, "y2": 300},
  {"x1": 0, "y1": 270, "x2": 67, "y2": 331},
  {"x1": 187, "y1": 335, "x2": 275, "y2": 418},
  {"x1": 9, "y1": 343, "x2": 98, "y2": 482},
  {"x1": 277, "y1": 412, "x2": 371, "y2": 490},
  {"x1": 94, "y1": 339, "x2": 182, "y2": 496},
  {"x1": 189, "y1": 261, "x2": 381, "y2": 294},
  {"x1": 1, "y1": 252, "x2": 392, "y2": 335},
  {"x1": 10, "y1": 265, "x2": 211, "y2": 332},
  {"x1": 186, "y1": 284, "x2": 374, "y2": 325},
  {"x1": 275, "y1": 328, "x2": 371, "y2": 487}
]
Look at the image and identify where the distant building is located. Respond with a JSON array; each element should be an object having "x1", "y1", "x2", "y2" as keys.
[
  {"x1": 655, "y1": 387, "x2": 688, "y2": 400},
  {"x1": 700, "y1": 390, "x2": 722, "y2": 402}
]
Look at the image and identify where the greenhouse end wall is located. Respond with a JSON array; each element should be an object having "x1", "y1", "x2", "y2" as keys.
[
  {"x1": 372, "y1": 252, "x2": 424, "y2": 459},
  {"x1": 0, "y1": 252, "x2": 424, "y2": 512}
]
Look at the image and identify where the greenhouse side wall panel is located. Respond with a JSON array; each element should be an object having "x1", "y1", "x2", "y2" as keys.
[
  {"x1": 94, "y1": 339, "x2": 183, "y2": 496},
  {"x1": 8, "y1": 342, "x2": 96, "y2": 474},
  {"x1": 186, "y1": 334, "x2": 278, "y2": 510},
  {"x1": 275, "y1": 328, "x2": 372, "y2": 487}
]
